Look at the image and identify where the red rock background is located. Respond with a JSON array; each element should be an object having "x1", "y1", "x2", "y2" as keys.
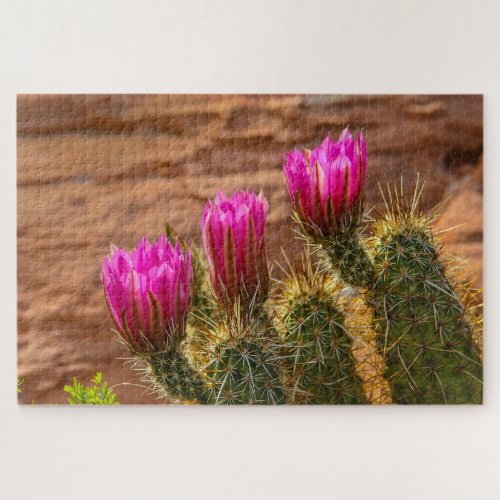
[{"x1": 17, "y1": 94, "x2": 483, "y2": 404}]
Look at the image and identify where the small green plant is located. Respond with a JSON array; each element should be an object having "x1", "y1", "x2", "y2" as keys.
[
  {"x1": 17, "y1": 378, "x2": 24, "y2": 393},
  {"x1": 64, "y1": 372, "x2": 119, "y2": 405}
]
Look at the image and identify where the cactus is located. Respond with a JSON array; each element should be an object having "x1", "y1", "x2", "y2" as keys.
[
  {"x1": 196, "y1": 192, "x2": 286, "y2": 404},
  {"x1": 114, "y1": 314, "x2": 208, "y2": 404},
  {"x1": 276, "y1": 253, "x2": 365, "y2": 404},
  {"x1": 125, "y1": 303, "x2": 286, "y2": 405},
  {"x1": 368, "y1": 187, "x2": 482, "y2": 403},
  {"x1": 122, "y1": 301, "x2": 287, "y2": 405}
]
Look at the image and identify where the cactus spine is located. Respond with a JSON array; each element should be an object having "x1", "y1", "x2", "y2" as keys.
[{"x1": 295, "y1": 214, "x2": 375, "y2": 290}]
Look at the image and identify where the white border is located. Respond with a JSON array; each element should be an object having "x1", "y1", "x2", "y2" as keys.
[{"x1": 2, "y1": 1, "x2": 499, "y2": 499}]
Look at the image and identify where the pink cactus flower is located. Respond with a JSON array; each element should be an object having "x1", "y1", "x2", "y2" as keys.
[
  {"x1": 101, "y1": 235, "x2": 192, "y2": 351},
  {"x1": 283, "y1": 127, "x2": 367, "y2": 235},
  {"x1": 200, "y1": 190, "x2": 269, "y2": 305}
]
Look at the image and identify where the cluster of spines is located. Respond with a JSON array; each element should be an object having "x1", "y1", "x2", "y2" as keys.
[{"x1": 341, "y1": 294, "x2": 392, "y2": 404}]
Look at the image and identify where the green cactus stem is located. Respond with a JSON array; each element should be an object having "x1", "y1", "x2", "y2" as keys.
[
  {"x1": 369, "y1": 188, "x2": 482, "y2": 404},
  {"x1": 275, "y1": 253, "x2": 365, "y2": 404},
  {"x1": 117, "y1": 331, "x2": 207, "y2": 404},
  {"x1": 293, "y1": 213, "x2": 375, "y2": 290},
  {"x1": 195, "y1": 300, "x2": 286, "y2": 405},
  {"x1": 146, "y1": 348, "x2": 208, "y2": 403}
]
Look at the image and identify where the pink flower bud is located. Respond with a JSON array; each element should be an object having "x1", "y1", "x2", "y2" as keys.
[
  {"x1": 101, "y1": 235, "x2": 192, "y2": 351},
  {"x1": 283, "y1": 127, "x2": 367, "y2": 235},
  {"x1": 200, "y1": 190, "x2": 269, "y2": 305}
]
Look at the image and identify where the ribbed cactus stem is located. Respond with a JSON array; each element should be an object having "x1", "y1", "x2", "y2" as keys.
[
  {"x1": 370, "y1": 208, "x2": 482, "y2": 404},
  {"x1": 204, "y1": 339, "x2": 285, "y2": 404},
  {"x1": 195, "y1": 300, "x2": 286, "y2": 405},
  {"x1": 147, "y1": 349, "x2": 207, "y2": 403},
  {"x1": 277, "y1": 254, "x2": 365, "y2": 404},
  {"x1": 315, "y1": 230, "x2": 375, "y2": 289}
]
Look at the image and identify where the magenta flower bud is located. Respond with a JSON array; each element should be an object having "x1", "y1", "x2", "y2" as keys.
[
  {"x1": 200, "y1": 190, "x2": 270, "y2": 305},
  {"x1": 101, "y1": 235, "x2": 192, "y2": 351},
  {"x1": 283, "y1": 127, "x2": 367, "y2": 235}
]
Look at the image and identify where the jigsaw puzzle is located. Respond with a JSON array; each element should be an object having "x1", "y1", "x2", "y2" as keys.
[{"x1": 17, "y1": 94, "x2": 483, "y2": 404}]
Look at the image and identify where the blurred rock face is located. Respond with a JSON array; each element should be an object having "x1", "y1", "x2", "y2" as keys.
[{"x1": 17, "y1": 94, "x2": 483, "y2": 404}]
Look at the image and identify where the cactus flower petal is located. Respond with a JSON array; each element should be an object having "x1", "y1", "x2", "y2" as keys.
[
  {"x1": 101, "y1": 235, "x2": 192, "y2": 351},
  {"x1": 200, "y1": 190, "x2": 269, "y2": 305},
  {"x1": 283, "y1": 127, "x2": 367, "y2": 235}
]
